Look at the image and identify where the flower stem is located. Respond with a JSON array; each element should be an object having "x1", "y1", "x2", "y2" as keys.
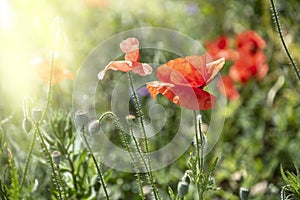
[
  {"x1": 81, "y1": 128, "x2": 110, "y2": 200},
  {"x1": 270, "y1": 0, "x2": 300, "y2": 82},
  {"x1": 20, "y1": 129, "x2": 37, "y2": 192},
  {"x1": 193, "y1": 111, "x2": 205, "y2": 200},
  {"x1": 127, "y1": 72, "x2": 160, "y2": 200}
]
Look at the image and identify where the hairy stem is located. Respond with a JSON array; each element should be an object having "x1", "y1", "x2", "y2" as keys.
[
  {"x1": 81, "y1": 129, "x2": 110, "y2": 200},
  {"x1": 20, "y1": 129, "x2": 37, "y2": 192},
  {"x1": 270, "y1": 0, "x2": 300, "y2": 82},
  {"x1": 127, "y1": 72, "x2": 160, "y2": 200}
]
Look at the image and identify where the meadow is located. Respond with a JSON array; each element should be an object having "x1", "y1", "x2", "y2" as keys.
[{"x1": 1, "y1": 0, "x2": 300, "y2": 199}]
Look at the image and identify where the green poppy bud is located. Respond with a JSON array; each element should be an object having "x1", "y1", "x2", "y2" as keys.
[
  {"x1": 177, "y1": 181, "x2": 189, "y2": 198},
  {"x1": 239, "y1": 187, "x2": 250, "y2": 200},
  {"x1": 74, "y1": 110, "x2": 88, "y2": 130},
  {"x1": 22, "y1": 118, "x2": 32, "y2": 133},
  {"x1": 31, "y1": 107, "x2": 42, "y2": 122},
  {"x1": 51, "y1": 150, "x2": 61, "y2": 165},
  {"x1": 88, "y1": 120, "x2": 101, "y2": 136}
]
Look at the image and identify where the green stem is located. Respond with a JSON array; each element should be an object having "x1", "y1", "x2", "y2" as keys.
[
  {"x1": 127, "y1": 72, "x2": 160, "y2": 200},
  {"x1": 20, "y1": 129, "x2": 37, "y2": 192},
  {"x1": 270, "y1": 0, "x2": 300, "y2": 82},
  {"x1": 81, "y1": 129, "x2": 110, "y2": 200},
  {"x1": 35, "y1": 124, "x2": 63, "y2": 200},
  {"x1": 56, "y1": 164, "x2": 67, "y2": 199},
  {"x1": 193, "y1": 111, "x2": 204, "y2": 200}
]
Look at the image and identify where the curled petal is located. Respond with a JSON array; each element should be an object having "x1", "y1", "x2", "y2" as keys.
[
  {"x1": 146, "y1": 81, "x2": 216, "y2": 110},
  {"x1": 98, "y1": 61, "x2": 132, "y2": 80},
  {"x1": 185, "y1": 55, "x2": 225, "y2": 85},
  {"x1": 120, "y1": 37, "x2": 139, "y2": 53}
]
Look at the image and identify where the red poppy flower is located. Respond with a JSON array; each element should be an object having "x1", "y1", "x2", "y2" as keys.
[
  {"x1": 229, "y1": 51, "x2": 268, "y2": 83},
  {"x1": 217, "y1": 75, "x2": 239, "y2": 101},
  {"x1": 146, "y1": 55, "x2": 225, "y2": 110},
  {"x1": 236, "y1": 30, "x2": 266, "y2": 54},
  {"x1": 206, "y1": 36, "x2": 238, "y2": 60},
  {"x1": 98, "y1": 37, "x2": 152, "y2": 80}
]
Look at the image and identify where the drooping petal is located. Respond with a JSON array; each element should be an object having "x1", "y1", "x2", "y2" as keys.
[
  {"x1": 98, "y1": 61, "x2": 132, "y2": 80},
  {"x1": 131, "y1": 62, "x2": 153, "y2": 76},
  {"x1": 146, "y1": 81, "x2": 216, "y2": 110}
]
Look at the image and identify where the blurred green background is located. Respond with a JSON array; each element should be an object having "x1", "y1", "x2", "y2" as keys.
[{"x1": 1, "y1": 0, "x2": 300, "y2": 199}]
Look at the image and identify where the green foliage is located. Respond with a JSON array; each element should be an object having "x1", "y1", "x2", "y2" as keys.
[{"x1": 280, "y1": 165, "x2": 300, "y2": 200}]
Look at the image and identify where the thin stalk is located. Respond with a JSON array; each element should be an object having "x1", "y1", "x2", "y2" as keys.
[
  {"x1": 127, "y1": 72, "x2": 160, "y2": 200},
  {"x1": 35, "y1": 124, "x2": 63, "y2": 200},
  {"x1": 20, "y1": 130, "x2": 37, "y2": 192},
  {"x1": 56, "y1": 164, "x2": 67, "y2": 199},
  {"x1": 270, "y1": 0, "x2": 300, "y2": 82},
  {"x1": 81, "y1": 129, "x2": 110, "y2": 200},
  {"x1": 39, "y1": 43, "x2": 55, "y2": 123},
  {"x1": 193, "y1": 111, "x2": 205, "y2": 200},
  {"x1": 99, "y1": 111, "x2": 145, "y2": 199}
]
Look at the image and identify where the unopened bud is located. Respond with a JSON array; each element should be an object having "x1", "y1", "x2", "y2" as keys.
[
  {"x1": 177, "y1": 181, "x2": 189, "y2": 198},
  {"x1": 22, "y1": 118, "x2": 32, "y2": 133},
  {"x1": 51, "y1": 150, "x2": 61, "y2": 165},
  {"x1": 239, "y1": 187, "x2": 250, "y2": 200},
  {"x1": 31, "y1": 107, "x2": 42, "y2": 122},
  {"x1": 126, "y1": 115, "x2": 136, "y2": 126},
  {"x1": 88, "y1": 120, "x2": 101, "y2": 135},
  {"x1": 74, "y1": 110, "x2": 88, "y2": 129}
]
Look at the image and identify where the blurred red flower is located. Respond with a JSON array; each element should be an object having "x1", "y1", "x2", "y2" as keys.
[
  {"x1": 98, "y1": 37, "x2": 152, "y2": 80},
  {"x1": 146, "y1": 54, "x2": 225, "y2": 110},
  {"x1": 236, "y1": 30, "x2": 266, "y2": 54},
  {"x1": 217, "y1": 75, "x2": 239, "y2": 101},
  {"x1": 206, "y1": 36, "x2": 238, "y2": 60}
]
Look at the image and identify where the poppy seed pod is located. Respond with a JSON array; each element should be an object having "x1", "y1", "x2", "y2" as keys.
[
  {"x1": 31, "y1": 107, "x2": 42, "y2": 122},
  {"x1": 74, "y1": 110, "x2": 88, "y2": 130},
  {"x1": 51, "y1": 150, "x2": 61, "y2": 165},
  {"x1": 88, "y1": 120, "x2": 101, "y2": 136},
  {"x1": 22, "y1": 118, "x2": 32, "y2": 133},
  {"x1": 239, "y1": 187, "x2": 250, "y2": 200}
]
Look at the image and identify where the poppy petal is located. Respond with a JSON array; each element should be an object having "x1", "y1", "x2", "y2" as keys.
[
  {"x1": 146, "y1": 81, "x2": 216, "y2": 110},
  {"x1": 186, "y1": 55, "x2": 225, "y2": 85},
  {"x1": 157, "y1": 58, "x2": 206, "y2": 87},
  {"x1": 98, "y1": 61, "x2": 132, "y2": 80},
  {"x1": 120, "y1": 37, "x2": 140, "y2": 62},
  {"x1": 132, "y1": 63, "x2": 153, "y2": 76}
]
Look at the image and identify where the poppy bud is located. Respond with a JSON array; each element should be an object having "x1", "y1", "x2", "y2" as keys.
[
  {"x1": 31, "y1": 107, "x2": 42, "y2": 122},
  {"x1": 74, "y1": 110, "x2": 88, "y2": 130},
  {"x1": 177, "y1": 181, "x2": 189, "y2": 198},
  {"x1": 51, "y1": 150, "x2": 61, "y2": 165},
  {"x1": 88, "y1": 120, "x2": 101, "y2": 136},
  {"x1": 126, "y1": 115, "x2": 136, "y2": 126},
  {"x1": 22, "y1": 118, "x2": 32, "y2": 133},
  {"x1": 239, "y1": 187, "x2": 250, "y2": 200}
]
